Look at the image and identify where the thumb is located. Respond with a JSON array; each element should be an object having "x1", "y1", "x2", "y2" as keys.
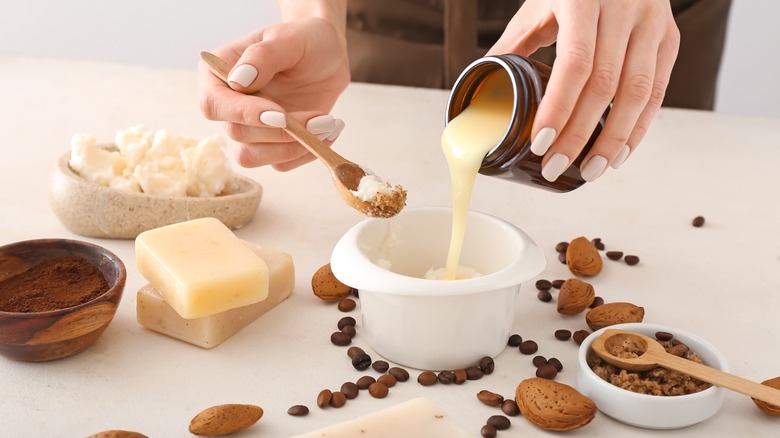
[{"x1": 225, "y1": 37, "x2": 301, "y2": 93}]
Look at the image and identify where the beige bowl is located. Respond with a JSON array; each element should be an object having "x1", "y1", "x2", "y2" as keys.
[{"x1": 49, "y1": 150, "x2": 262, "y2": 239}]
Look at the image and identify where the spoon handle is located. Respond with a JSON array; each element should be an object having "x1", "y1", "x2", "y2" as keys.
[{"x1": 649, "y1": 350, "x2": 780, "y2": 406}]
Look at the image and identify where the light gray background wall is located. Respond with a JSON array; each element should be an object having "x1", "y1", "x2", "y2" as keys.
[{"x1": 1, "y1": 0, "x2": 777, "y2": 118}]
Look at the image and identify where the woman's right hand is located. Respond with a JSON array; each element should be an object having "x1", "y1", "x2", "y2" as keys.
[{"x1": 198, "y1": 16, "x2": 351, "y2": 171}]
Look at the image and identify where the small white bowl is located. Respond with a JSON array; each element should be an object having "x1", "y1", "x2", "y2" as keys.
[
  {"x1": 577, "y1": 322, "x2": 728, "y2": 429},
  {"x1": 330, "y1": 207, "x2": 545, "y2": 371},
  {"x1": 49, "y1": 150, "x2": 262, "y2": 239}
]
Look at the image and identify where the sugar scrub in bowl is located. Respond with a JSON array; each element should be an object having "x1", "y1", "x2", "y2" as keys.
[{"x1": 330, "y1": 207, "x2": 545, "y2": 370}]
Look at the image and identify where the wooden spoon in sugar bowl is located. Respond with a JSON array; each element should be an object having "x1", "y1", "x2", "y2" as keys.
[
  {"x1": 199, "y1": 51, "x2": 406, "y2": 218},
  {"x1": 591, "y1": 329, "x2": 780, "y2": 407}
]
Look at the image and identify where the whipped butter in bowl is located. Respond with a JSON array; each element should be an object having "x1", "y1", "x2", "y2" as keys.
[{"x1": 49, "y1": 125, "x2": 262, "y2": 239}]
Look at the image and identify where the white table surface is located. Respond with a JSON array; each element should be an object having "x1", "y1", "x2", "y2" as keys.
[{"x1": 1, "y1": 54, "x2": 779, "y2": 437}]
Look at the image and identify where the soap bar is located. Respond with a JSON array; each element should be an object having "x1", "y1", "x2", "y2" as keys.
[
  {"x1": 135, "y1": 217, "x2": 268, "y2": 319},
  {"x1": 291, "y1": 398, "x2": 469, "y2": 438},
  {"x1": 137, "y1": 242, "x2": 294, "y2": 348}
]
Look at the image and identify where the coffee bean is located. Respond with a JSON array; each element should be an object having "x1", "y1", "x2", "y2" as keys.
[
  {"x1": 355, "y1": 375, "x2": 376, "y2": 390},
  {"x1": 558, "y1": 252, "x2": 567, "y2": 264},
  {"x1": 388, "y1": 367, "x2": 410, "y2": 382},
  {"x1": 287, "y1": 405, "x2": 309, "y2": 416},
  {"x1": 347, "y1": 346, "x2": 365, "y2": 359},
  {"x1": 537, "y1": 289, "x2": 552, "y2": 302},
  {"x1": 606, "y1": 251, "x2": 623, "y2": 261},
  {"x1": 329, "y1": 391, "x2": 347, "y2": 408},
  {"x1": 377, "y1": 374, "x2": 397, "y2": 388},
  {"x1": 331, "y1": 331, "x2": 351, "y2": 346},
  {"x1": 547, "y1": 357, "x2": 563, "y2": 372},
  {"x1": 519, "y1": 340, "x2": 538, "y2": 355},
  {"x1": 352, "y1": 353, "x2": 372, "y2": 371},
  {"x1": 417, "y1": 371, "x2": 438, "y2": 386},
  {"x1": 591, "y1": 238, "x2": 605, "y2": 250},
  {"x1": 341, "y1": 325, "x2": 356, "y2": 338},
  {"x1": 476, "y1": 390, "x2": 504, "y2": 407},
  {"x1": 573, "y1": 329, "x2": 590, "y2": 345},
  {"x1": 316, "y1": 389, "x2": 332, "y2": 408},
  {"x1": 368, "y1": 382, "x2": 389, "y2": 398},
  {"x1": 480, "y1": 424, "x2": 497, "y2": 438},
  {"x1": 671, "y1": 338, "x2": 683, "y2": 346},
  {"x1": 487, "y1": 415, "x2": 511, "y2": 431},
  {"x1": 554, "y1": 329, "x2": 572, "y2": 341},
  {"x1": 338, "y1": 298, "x2": 357, "y2": 312},
  {"x1": 340, "y1": 382, "x2": 359, "y2": 399},
  {"x1": 532, "y1": 355, "x2": 547, "y2": 367},
  {"x1": 351, "y1": 288, "x2": 360, "y2": 298},
  {"x1": 507, "y1": 334, "x2": 523, "y2": 347},
  {"x1": 479, "y1": 356, "x2": 495, "y2": 375},
  {"x1": 536, "y1": 364, "x2": 558, "y2": 379},
  {"x1": 535, "y1": 279, "x2": 552, "y2": 291},
  {"x1": 655, "y1": 331, "x2": 674, "y2": 341},
  {"x1": 624, "y1": 255, "x2": 640, "y2": 266},
  {"x1": 372, "y1": 360, "x2": 389, "y2": 373},
  {"x1": 555, "y1": 241, "x2": 569, "y2": 253},
  {"x1": 437, "y1": 370, "x2": 455, "y2": 384},
  {"x1": 551, "y1": 279, "x2": 565, "y2": 289},
  {"x1": 466, "y1": 366, "x2": 484, "y2": 380},
  {"x1": 501, "y1": 399, "x2": 520, "y2": 417},
  {"x1": 337, "y1": 316, "x2": 356, "y2": 330},
  {"x1": 590, "y1": 296, "x2": 605, "y2": 308},
  {"x1": 692, "y1": 216, "x2": 705, "y2": 227},
  {"x1": 453, "y1": 369, "x2": 468, "y2": 384}
]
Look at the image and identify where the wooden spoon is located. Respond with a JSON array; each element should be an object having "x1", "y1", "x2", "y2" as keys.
[
  {"x1": 199, "y1": 51, "x2": 406, "y2": 218},
  {"x1": 591, "y1": 329, "x2": 780, "y2": 406}
]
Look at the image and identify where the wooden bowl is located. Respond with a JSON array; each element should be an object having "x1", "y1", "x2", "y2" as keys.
[
  {"x1": 0, "y1": 239, "x2": 126, "y2": 361},
  {"x1": 49, "y1": 149, "x2": 263, "y2": 239}
]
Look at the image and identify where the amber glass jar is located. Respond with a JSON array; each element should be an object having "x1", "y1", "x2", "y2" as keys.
[{"x1": 445, "y1": 54, "x2": 607, "y2": 193}]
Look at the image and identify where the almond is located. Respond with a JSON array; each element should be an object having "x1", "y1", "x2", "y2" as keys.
[
  {"x1": 188, "y1": 403, "x2": 263, "y2": 436},
  {"x1": 753, "y1": 376, "x2": 780, "y2": 416},
  {"x1": 86, "y1": 432, "x2": 148, "y2": 438},
  {"x1": 585, "y1": 302, "x2": 645, "y2": 331},
  {"x1": 565, "y1": 237, "x2": 603, "y2": 277},
  {"x1": 311, "y1": 263, "x2": 353, "y2": 301},
  {"x1": 557, "y1": 278, "x2": 595, "y2": 315},
  {"x1": 516, "y1": 377, "x2": 597, "y2": 431}
]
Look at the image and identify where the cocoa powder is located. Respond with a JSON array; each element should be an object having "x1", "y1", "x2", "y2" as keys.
[{"x1": 0, "y1": 255, "x2": 109, "y2": 313}]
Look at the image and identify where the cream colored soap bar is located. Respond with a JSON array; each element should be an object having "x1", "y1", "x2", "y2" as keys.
[
  {"x1": 292, "y1": 398, "x2": 469, "y2": 438},
  {"x1": 137, "y1": 243, "x2": 294, "y2": 348},
  {"x1": 135, "y1": 217, "x2": 269, "y2": 319}
]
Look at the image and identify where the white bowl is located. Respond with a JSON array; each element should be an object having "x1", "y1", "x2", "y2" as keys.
[
  {"x1": 577, "y1": 322, "x2": 728, "y2": 429},
  {"x1": 330, "y1": 207, "x2": 545, "y2": 371},
  {"x1": 49, "y1": 150, "x2": 262, "y2": 239}
]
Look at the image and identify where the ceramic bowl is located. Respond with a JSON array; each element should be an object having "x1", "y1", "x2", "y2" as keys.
[
  {"x1": 0, "y1": 239, "x2": 126, "y2": 361},
  {"x1": 49, "y1": 149, "x2": 262, "y2": 239},
  {"x1": 330, "y1": 207, "x2": 546, "y2": 371},
  {"x1": 577, "y1": 322, "x2": 728, "y2": 429}
]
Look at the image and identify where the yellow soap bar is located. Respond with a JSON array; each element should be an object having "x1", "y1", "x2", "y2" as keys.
[
  {"x1": 137, "y1": 243, "x2": 294, "y2": 348},
  {"x1": 135, "y1": 217, "x2": 268, "y2": 319},
  {"x1": 291, "y1": 398, "x2": 469, "y2": 437}
]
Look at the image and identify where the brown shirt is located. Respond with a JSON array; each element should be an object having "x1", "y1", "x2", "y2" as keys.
[{"x1": 346, "y1": 0, "x2": 732, "y2": 110}]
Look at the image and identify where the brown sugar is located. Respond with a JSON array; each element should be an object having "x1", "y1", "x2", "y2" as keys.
[
  {"x1": 588, "y1": 338, "x2": 713, "y2": 396},
  {"x1": 0, "y1": 255, "x2": 109, "y2": 313}
]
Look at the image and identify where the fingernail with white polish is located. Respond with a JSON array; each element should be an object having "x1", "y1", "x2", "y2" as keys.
[
  {"x1": 541, "y1": 152, "x2": 569, "y2": 182},
  {"x1": 260, "y1": 111, "x2": 286, "y2": 128},
  {"x1": 326, "y1": 119, "x2": 345, "y2": 142},
  {"x1": 530, "y1": 127, "x2": 556, "y2": 155},
  {"x1": 306, "y1": 115, "x2": 336, "y2": 134},
  {"x1": 581, "y1": 155, "x2": 608, "y2": 182},
  {"x1": 611, "y1": 144, "x2": 631, "y2": 169},
  {"x1": 227, "y1": 64, "x2": 258, "y2": 88}
]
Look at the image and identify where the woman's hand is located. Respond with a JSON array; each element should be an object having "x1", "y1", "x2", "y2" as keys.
[
  {"x1": 489, "y1": 0, "x2": 680, "y2": 182},
  {"x1": 198, "y1": 16, "x2": 350, "y2": 171}
]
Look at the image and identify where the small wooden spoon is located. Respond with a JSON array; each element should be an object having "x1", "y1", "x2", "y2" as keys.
[
  {"x1": 200, "y1": 51, "x2": 406, "y2": 218},
  {"x1": 591, "y1": 329, "x2": 780, "y2": 406}
]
